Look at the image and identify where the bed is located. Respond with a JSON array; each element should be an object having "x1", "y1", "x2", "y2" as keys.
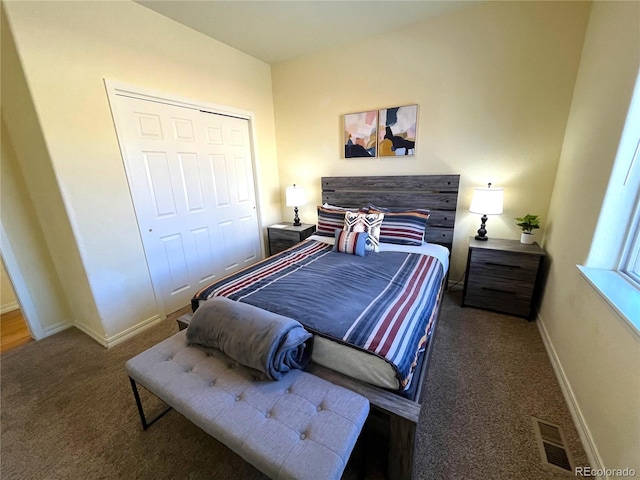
[
  {"x1": 192, "y1": 235, "x2": 448, "y2": 394},
  {"x1": 192, "y1": 174, "x2": 460, "y2": 479}
]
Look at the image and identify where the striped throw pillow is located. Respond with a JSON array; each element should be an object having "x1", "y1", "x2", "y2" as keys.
[
  {"x1": 365, "y1": 205, "x2": 430, "y2": 246},
  {"x1": 343, "y1": 211, "x2": 384, "y2": 252},
  {"x1": 333, "y1": 229, "x2": 369, "y2": 256},
  {"x1": 316, "y1": 205, "x2": 358, "y2": 237}
]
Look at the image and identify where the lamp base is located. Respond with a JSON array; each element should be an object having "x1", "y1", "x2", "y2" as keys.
[
  {"x1": 292, "y1": 206, "x2": 301, "y2": 227},
  {"x1": 475, "y1": 215, "x2": 489, "y2": 241}
]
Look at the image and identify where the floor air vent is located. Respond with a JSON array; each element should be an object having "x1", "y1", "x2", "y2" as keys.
[{"x1": 532, "y1": 417, "x2": 573, "y2": 473}]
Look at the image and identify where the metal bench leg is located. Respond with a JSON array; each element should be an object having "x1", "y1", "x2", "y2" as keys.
[{"x1": 129, "y1": 377, "x2": 172, "y2": 430}]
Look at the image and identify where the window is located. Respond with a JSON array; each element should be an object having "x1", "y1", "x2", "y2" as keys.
[
  {"x1": 580, "y1": 71, "x2": 640, "y2": 333},
  {"x1": 620, "y1": 139, "x2": 640, "y2": 286}
]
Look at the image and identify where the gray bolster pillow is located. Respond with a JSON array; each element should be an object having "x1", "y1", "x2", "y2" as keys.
[{"x1": 186, "y1": 296, "x2": 313, "y2": 380}]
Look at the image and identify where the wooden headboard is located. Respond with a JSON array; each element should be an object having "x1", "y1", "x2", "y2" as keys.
[{"x1": 321, "y1": 174, "x2": 460, "y2": 251}]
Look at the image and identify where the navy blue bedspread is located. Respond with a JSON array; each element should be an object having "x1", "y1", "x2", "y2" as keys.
[{"x1": 193, "y1": 240, "x2": 444, "y2": 388}]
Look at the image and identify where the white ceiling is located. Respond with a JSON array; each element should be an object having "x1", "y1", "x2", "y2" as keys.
[{"x1": 136, "y1": 1, "x2": 479, "y2": 65}]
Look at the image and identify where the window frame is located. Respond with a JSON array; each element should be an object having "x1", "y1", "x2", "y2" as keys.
[
  {"x1": 580, "y1": 71, "x2": 640, "y2": 335},
  {"x1": 619, "y1": 140, "x2": 640, "y2": 287}
]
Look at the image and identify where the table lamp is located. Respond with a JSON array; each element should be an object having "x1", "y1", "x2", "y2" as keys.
[
  {"x1": 469, "y1": 183, "x2": 504, "y2": 241},
  {"x1": 285, "y1": 184, "x2": 306, "y2": 226}
]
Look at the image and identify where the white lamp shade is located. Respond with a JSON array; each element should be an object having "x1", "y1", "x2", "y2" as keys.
[
  {"x1": 285, "y1": 185, "x2": 306, "y2": 207},
  {"x1": 469, "y1": 186, "x2": 504, "y2": 215}
]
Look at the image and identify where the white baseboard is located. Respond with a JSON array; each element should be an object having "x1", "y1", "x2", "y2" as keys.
[
  {"x1": 30, "y1": 312, "x2": 167, "y2": 350},
  {"x1": 73, "y1": 321, "x2": 109, "y2": 348},
  {"x1": 104, "y1": 314, "x2": 165, "y2": 348},
  {"x1": 44, "y1": 321, "x2": 74, "y2": 337},
  {"x1": 74, "y1": 313, "x2": 165, "y2": 348},
  {"x1": 1, "y1": 301, "x2": 20, "y2": 314},
  {"x1": 536, "y1": 312, "x2": 606, "y2": 479}
]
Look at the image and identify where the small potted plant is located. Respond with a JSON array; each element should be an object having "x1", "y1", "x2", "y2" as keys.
[{"x1": 516, "y1": 214, "x2": 540, "y2": 244}]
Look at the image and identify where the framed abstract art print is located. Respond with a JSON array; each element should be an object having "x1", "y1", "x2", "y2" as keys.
[
  {"x1": 344, "y1": 110, "x2": 378, "y2": 158},
  {"x1": 378, "y1": 105, "x2": 418, "y2": 157}
]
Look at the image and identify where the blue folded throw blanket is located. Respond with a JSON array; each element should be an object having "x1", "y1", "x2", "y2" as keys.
[{"x1": 186, "y1": 296, "x2": 313, "y2": 380}]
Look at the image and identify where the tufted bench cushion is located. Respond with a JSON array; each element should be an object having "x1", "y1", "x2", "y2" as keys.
[{"x1": 126, "y1": 330, "x2": 370, "y2": 480}]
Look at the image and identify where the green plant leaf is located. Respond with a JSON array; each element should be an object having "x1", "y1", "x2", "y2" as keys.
[{"x1": 515, "y1": 214, "x2": 541, "y2": 232}]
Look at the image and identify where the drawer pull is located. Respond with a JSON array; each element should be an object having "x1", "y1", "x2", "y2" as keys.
[
  {"x1": 485, "y1": 262, "x2": 521, "y2": 269},
  {"x1": 481, "y1": 287, "x2": 516, "y2": 295}
]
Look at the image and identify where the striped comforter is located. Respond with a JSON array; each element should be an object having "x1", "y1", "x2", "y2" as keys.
[{"x1": 192, "y1": 239, "x2": 445, "y2": 388}]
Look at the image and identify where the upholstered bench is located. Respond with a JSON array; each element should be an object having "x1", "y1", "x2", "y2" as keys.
[{"x1": 126, "y1": 330, "x2": 370, "y2": 480}]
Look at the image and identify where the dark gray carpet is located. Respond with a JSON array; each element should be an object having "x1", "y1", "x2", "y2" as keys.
[{"x1": 1, "y1": 292, "x2": 588, "y2": 479}]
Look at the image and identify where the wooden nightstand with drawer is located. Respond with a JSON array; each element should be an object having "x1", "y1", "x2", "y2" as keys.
[
  {"x1": 267, "y1": 223, "x2": 316, "y2": 256},
  {"x1": 462, "y1": 237, "x2": 546, "y2": 321}
]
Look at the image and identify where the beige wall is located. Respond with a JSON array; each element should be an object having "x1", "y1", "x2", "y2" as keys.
[
  {"x1": 1, "y1": 117, "x2": 72, "y2": 336},
  {"x1": 1, "y1": 5, "x2": 101, "y2": 338},
  {"x1": 272, "y1": 1, "x2": 591, "y2": 281},
  {"x1": 2, "y1": 1, "x2": 280, "y2": 342},
  {"x1": 1, "y1": 258, "x2": 18, "y2": 311},
  {"x1": 540, "y1": 1, "x2": 640, "y2": 472}
]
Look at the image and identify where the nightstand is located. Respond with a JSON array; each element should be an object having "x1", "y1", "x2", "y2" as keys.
[
  {"x1": 462, "y1": 237, "x2": 546, "y2": 321},
  {"x1": 267, "y1": 223, "x2": 316, "y2": 256}
]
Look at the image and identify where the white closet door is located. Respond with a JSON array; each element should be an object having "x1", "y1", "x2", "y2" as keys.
[{"x1": 111, "y1": 95, "x2": 260, "y2": 314}]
